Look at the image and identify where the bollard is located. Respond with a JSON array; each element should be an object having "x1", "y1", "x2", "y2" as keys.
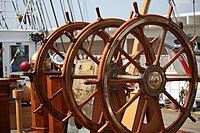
[{"x1": 12, "y1": 89, "x2": 23, "y2": 133}]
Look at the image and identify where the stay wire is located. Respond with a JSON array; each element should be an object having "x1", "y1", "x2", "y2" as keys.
[
  {"x1": 11, "y1": 0, "x2": 23, "y2": 29},
  {"x1": 41, "y1": 0, "x2": 53, "y2": 30},
  {"x1": 22, "y1": 0, "x2": 32, "y2": 29},
  {"x1": 49, "y1": 0, "x2": 65, "y2": 52},
  {"x1": 37, "y1": 0, "x2": 48, "y2": 31},
  {"x1": 59, "y1": 0, "x2": 67, "y2": 23},
  {"x1": 66, "y1": 0, "x2": 75, "y2": 22},
  {"x1": 168, "y1": 0, "x2": 178, "y2": 23},
  {"x1": 77, "y1": 0, "x2": 84, "y2": 21},
  {"x1": 35, "y1": 0, "x2": 46, "y2": 30}
]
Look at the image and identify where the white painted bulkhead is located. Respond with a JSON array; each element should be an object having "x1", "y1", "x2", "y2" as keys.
[{"x1": 0, "y1": 30, "x2": 36, "y2": 77}]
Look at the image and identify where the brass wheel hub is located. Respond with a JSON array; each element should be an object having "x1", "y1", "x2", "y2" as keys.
[
  {"x1": 142, "y1": 65, "x2": 166, "y2": 96},
  {"x1": 149, "y1": 71, "x2": 162, "y2": 90},
  {"x1": 109, "y1": 63, "x2": 125, "y2": 91}
]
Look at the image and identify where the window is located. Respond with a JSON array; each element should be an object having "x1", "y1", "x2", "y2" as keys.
[{"x1": 10, "y1": 44, "x2": 29, "y2": 72}]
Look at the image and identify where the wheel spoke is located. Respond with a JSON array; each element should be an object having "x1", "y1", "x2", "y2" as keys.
[
  {"x1": 137, "y1": 27, "x2": 156, "y2": 65},
  {"x1": 163, "y1": 48, "x2": 184, "y2": 70},
  {"x1": 109, "y1": 79, "x2": 140, "y2": 84},
  {"x1": 79, "y1": 89, "x2": 98, "y2": 108},
  {"x1": 166, "y1": 74, "x2": 191, "y2": 82},
  {"x1": 155, "y1": 28, "x2": 168, "y2": 65},
  {"x1": 152, "y1": 97, "x2": 165, "y2": 130},
  {"x1": 64, "y1": 31, "x2": 75, "y2": 42},
  {"x1": 79, "y1": 45, "x2": 100, "y2": 65},
  {"x1": 163, "y1": 90, "x2": 184, "y2": 110},
  {"x1": 72, "y1": 75, "x2": 97, "y2": 79},
  {"x1": 122, "y1": 37, "x2": 158, "y2": 69},
  {"x1": 115, "y1": 38, "x2": 126, "y2": 63},
  {"x1": 85, "y1": 34, "x2": 96, "y2": 59},
  {"x1": 50, "y1": 46, "x2": 65, "y2": 59},
  {"x1": 97, "y1": 29, "x2": 110, "y2": 44},
  {"x1": 49, "y1": 88, "x2": 63, "y2": 100},
  {"x1": 137, "y1": 98, "x2": 148, "y2": 132},
  {"x1": 116, "y1": 91, "x2": 141, "y2": 115},
  {"x1": 117, "y1": 47, "x2": 145, "y2": 73}
]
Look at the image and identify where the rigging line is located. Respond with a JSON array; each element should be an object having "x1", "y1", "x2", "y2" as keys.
[
  {"x1": 77, "y1": 0, "x2": 84, "y2": 21},
  {"x1": 0, "y1": 21, "x2": 3, "y2": 28},
  {"x1": 71, "y1": 0, "x2": 76, "y2": 21},
  {"x1": 15, "y1": 0, "x2": 20, "y2": 12},
  {"x1": 59, "y1": 0, "x2": 67, "y2": 23},
  {"x1": 70, "y1": 0, "x2": 76, "y2": 21},
  {"x1": 84, "y1": 0, "x2": 89, "y2": 21},
  {"x1": 29, "y1": 0, "x2": 36, "y2": 29},
  {"x1": 37, "y1": 0, "x2": 48, "y2": 31},
  {"x1": 35, "y1": 0, "x2": 45, "y2": 30},
  {"x1": 40, "y1": 0, "x2": 53, "y2": 30},
  {"x1": 193, "y1": 0, "x2": 196, "y2": 34},
  {"x1": 168, "y1": 0, "x2": 178, "y2": 23},
  {"x1": 0, "y1": 11, "x2": 9, "y2": 29},
  {"x1": 62, "y1": 0, "x2": 67, "y2": 12},
  {"x1": 82, "y1": 0, "x2": 86, "y2": 20},
  {"x1": 11, "y1": 0, "x2": 23, "y2": 29},
  {"x1": 22, "y1": 0, "x2": 32, "y2": 29},
  {"x1": 20, "y1": 0, "x2": 31, "y2": 29},
  {"x1": 67, "y1": 0, "x2": 75, "y2": 22},
  {"x1": 11, "y1": 0, "x2": 17, "y2": 12},
  {"x1": 49, "y1": 0, "x2": 59, "y2": 27},
  {"x1": 31, "y1": 0, "x2": 42, "y2": 30},
  {"x1": 49, "y1": 0, "x2": 65, "y2": 52}
]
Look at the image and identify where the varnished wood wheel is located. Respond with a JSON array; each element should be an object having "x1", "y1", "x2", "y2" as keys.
[
  {"x1": 98, "y1": 4, "x2": 198, "y2": 133},
  {"x1": 34, "y1": 22, "x2": 89, "y2": 121},
  {"x1": 62, "y1": 17, "x2": 125, "y2": 131}
]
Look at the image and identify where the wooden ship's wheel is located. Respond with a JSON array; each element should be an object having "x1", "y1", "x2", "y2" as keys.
[
  {"x1": 97, "y1": 3, "x2": 198, "y2": 133},
  {"x1": 32, "y1": 2, "x2": 199, "y2": 132},
  {"x1": 61, "y1": 8, "x2": 126, "y2": 131},
  {"x1": 34, "y1": 18, "x2": 89, "y2": 121}
]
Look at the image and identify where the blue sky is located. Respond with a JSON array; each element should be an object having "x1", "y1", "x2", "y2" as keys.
[
  {"x1": 69, "y1": 0, "x2": 200, "y2": 22},
  {"x1": 2, "y1": 0, "x2": 199, "y2": 29}
]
